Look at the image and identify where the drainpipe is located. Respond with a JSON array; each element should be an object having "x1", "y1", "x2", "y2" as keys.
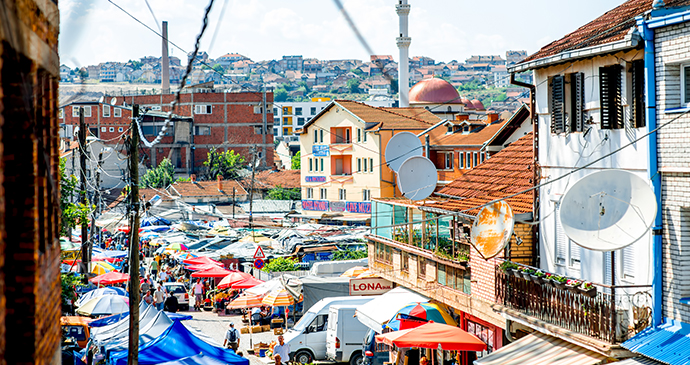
[{"x1": 637, "y1": 16, "x2": 663, "y2": 328}]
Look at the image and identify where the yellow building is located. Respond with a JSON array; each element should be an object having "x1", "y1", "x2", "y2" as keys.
[{"x1": 297, "y1": 100, "x2": 441, "y2": 221}]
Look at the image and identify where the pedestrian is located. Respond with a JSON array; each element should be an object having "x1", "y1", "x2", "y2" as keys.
[
  {"x1": 139, "y1": 262, "x2": 146, "y2": 278},
  {"x1": 141, "y1": 274, "x2": 152, "y2": 294},
  {"x1": 193, "y1": 279, "x2": 204, "y2": 311},
  {"x1": 273, "y1": 335, "x2": 290, "y2": 365},
  {"x1": 154, "y1": 284, "x2": 165, "y2": 311},
  {"x1": 223, "y1": 322, "x2": 240, "y2": 352},
  {"x1": 158, "y1": 268, "x2": 168, "y2": 283},
  {"x1": 143, "y1": 289, "x2": 154, "y2": 305},
  {"x1": 164, "y1": 293, "x2": 179, "y2": 313},
  {"x1": 150, "y1": 259, "x2": 158, "y2": 277}
]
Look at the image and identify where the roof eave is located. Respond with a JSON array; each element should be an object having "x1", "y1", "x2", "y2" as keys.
[{"x1": 508, "y1": 34, "x2": 641, "y2": 73}]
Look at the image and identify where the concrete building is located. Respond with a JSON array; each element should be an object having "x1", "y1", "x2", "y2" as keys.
[{"x1": 279, "y1": 55, "x2": 304, "y2": 72}]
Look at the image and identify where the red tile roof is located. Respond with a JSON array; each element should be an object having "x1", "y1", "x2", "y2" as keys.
[
  {"x1": 239, "y1": 169, "x2": 301, "y2": 190},
  {"x1": 435, "y1": 120, "x2": 509, "y2": 147},
  {"x1": 335, "y1": 100, "x2": 437, "y2": 130},
  {"x1": 170, "y1": 180, "x2": 247, "y2": 198},
  {"x1": 521, "y1": 0, "x2": 690, "y2": 64}
]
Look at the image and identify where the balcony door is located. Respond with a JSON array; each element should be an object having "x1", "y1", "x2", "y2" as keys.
[{"x1": 335, "y1": 158, "x2": 343, "y2": 175}]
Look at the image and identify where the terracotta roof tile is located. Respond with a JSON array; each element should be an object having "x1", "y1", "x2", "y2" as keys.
[
  {"x1": 239, "y1": 169, "x2": 300, "y2": 190},
  {"x1": 435, "y1": 120, "x2": 509, "y2": 146},
  {"x1": 521, "y1": 0, "x2": 690, "y2": 64},
  {"x1": 170, "y1": 180, "x2": 247, "y2": 198},
  {"x1": 334, "y1": 100, "x2": 437, "y2": 130}
]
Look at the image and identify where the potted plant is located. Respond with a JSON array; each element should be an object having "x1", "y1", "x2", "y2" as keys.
[
  {"x1": 551, "y1": 275, "x2": 568, "y2": 289},
  {"x1": 531, "y1": 270, "x2": 546, "y2": 283},
  {"x1": 521, "y1": 268, "x2": 535, "y2": 280},
  {"x1": 499, "y1": 261, "x2": 519, "y2": 276},
  {"x1": 578, "y1": 282, "x2": 597, "y2": 298},
  {"x1": 565, "y1": 279, "x2": 582, "y2": 293}
]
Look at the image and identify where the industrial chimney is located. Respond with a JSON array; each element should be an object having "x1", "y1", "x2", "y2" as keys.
[
  {"x1": 162, "y1": 21, "x2": 170, "y2": 94},
  {"x1": 396, "y1": 0, "x2": 411, "y2": 107}
]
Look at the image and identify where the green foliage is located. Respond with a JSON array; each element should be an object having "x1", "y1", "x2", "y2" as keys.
[
  {"x1": 203, "y1": 148, "x2": 246, "y2": 180},
  {"x1": 291, "y1": 151, "x2": 301, "y2": 170},
  {"x1": 176, "y1": 177, "x2": 191, "y2": 183},
  {"x1": 213, "y1": 64, "x2": 225, "y2": 74},
  {"x1": 351, "y1": 68, "x2": 364, "y2": 76},
  {"x1": 267, "y1": 185, "x2": 301, "y2": 200},
  {"x1": 128, "y1": 60, "x2": 143, "y2": 71},
  {"x1": 61, "y1": 273, "x2": 86, "y2": 306},
  {"x1": 297, "y1": 81, "x2": 310, "y2": 93},
  {"x1": 347, "y1": 78, "x2": 361, "y2": 93},
  {"x1": 60, "y1": 158, "x2": 91, "y2": 237},
  {"x1": 332, "y1": 248, "x2": 368, "y2": 261},
  {"x1": 274, "y1": 88, "x2": 288, "y2": 102},
  {"x1": 141, "y1": 158, "x2": 175, "y2": 188},
  {"x1": 390, "y1": 79, "x2": 399, "y2": 94},
  {"x1": 262, "y1": 256, "x2": 299, "y2": 272}
]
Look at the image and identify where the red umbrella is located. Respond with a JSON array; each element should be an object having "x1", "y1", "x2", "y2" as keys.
[
  {"x1": 185, "y1": 263, "x2": 222, "y2": 271},
  {"x1": 375, "y1": 322, "x2": 486, "y2": 351},
  {"x1": 90, "y1": 271, "x2": 130, "y2": 286},
  {"x1": 183, "y1": 256, "x2": 222, "y2": 266},
  {"x1": 230, "y1": 276, "x2": 264, "y2": 289},
  {"x1": 191, "y1": 266, "x2": 233, "y2": 278},
  {"x1": 217, "y1": 271, "x2": 254, "y2": 289}
]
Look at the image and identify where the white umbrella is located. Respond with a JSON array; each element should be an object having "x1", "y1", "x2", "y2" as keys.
[
  {"x1": 244, "y1": 277, "x2": 283, "y2": 296},
  {"x1": 76, "y1": 295, "x2": 130, "y2": 316}
]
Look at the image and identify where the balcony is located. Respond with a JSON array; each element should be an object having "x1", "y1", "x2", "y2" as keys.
[
  {"x1": 330, "y1": 127, "x2": 353, "y2": 153},
  {"x1": 494, "y1": 261, "x2": 652, "y2": 346}
]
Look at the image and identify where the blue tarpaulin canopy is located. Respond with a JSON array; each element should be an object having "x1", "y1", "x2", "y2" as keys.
[
  {"x1": 622, "y1": 319, "x2": 690, "y2": 365},
  {"x1": 156, "y1": 353, "x2": 232, "y2": 365},
  {"x1": 109, "y1": 320, "x2": 248, "y2": 365},
  {"x1": 141, "y1": 217, "x2": 171, "y2": 227}
]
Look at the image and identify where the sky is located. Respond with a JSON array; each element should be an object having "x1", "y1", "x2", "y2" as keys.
[{"x1": 59, "y1": 0, "x2": 627, "y2": 69}]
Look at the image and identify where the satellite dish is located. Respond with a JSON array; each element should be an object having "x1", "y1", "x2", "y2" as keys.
[
  {"x1": 396, "y1": 156, "x2": 437, "y2": 200},
  {"x1": 98, "y1": 96, "x2": 104, "y2": 103},
  {"x1": 470, "y1": 201, "x2": 514, "y2": 259},
  {"x1": 560, "y1": 170, "x2": 657, "y2": 251},
  {"x1": 385, "y1": 132, "x2": 422, "y2": 172},
  {"x1": 111, "y1": 97, "x2": 117, "y2": 105}
]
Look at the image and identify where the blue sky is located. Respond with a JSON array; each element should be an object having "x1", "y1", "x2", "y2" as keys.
[{"x1": 59, "y1": 0, "x2": 626, "y2": 69}]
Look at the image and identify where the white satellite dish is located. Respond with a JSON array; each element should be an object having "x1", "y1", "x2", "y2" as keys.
[
  {"x1": 560, "y1": 169, "x2": 657, "y2": 251},
  {"x1": 396, "y1": 156, "x2": 437, "y2": 200},
  {"x1": 110, "y1": 97, "x2": 117, "y2": 106},
  {"x1": 470, "y1": 201, "x2": 514, "y2": 259},
  {"x1": 98, "y1": 96, "x2": 104, "y2": 103},
  {"x1": 385, "y1": 132, "x2": 422, "y2": 172}
]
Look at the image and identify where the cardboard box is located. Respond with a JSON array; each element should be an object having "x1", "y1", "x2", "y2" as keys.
[
  {"x1": 250, "y1": 325, "x2": 263, "y2": 333},
  {"x1": 271, "y1": 318, "x2": 284, "y2": 323},
  {"x1": 240, "y1": 327, "x2": 249, "y2": 334},
  {"x1": 261, "y1": 324, "x2": 271, "y2": 332},
  {"x1": 274, "y1": 328, "x2": 284, "y2": 335}
]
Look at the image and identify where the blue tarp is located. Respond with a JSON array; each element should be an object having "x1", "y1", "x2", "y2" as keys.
[
  {"x1": 141, "y1": 225, "x2": 171, "y2": 232},
  {"x1": 141, "y1": 217, "x2": 171, "y2": 227},
  {"x1": 156, "y1": 353, "x2": 233, "y2": 365},
  {"x1": 622, "y1": 319, "x2": 690, "y2": 365},
  {"x1": 109, "y1": 320, "x2": 248, "y2": 365},
  {"x1": 165, "y1": 312, "x2": 192, "y2": 321},
  {"x1": 88, "y1": 313, "x2": 128, "y2": 328}
]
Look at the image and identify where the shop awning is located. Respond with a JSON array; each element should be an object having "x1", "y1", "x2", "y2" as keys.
[
  {"x1": 622, "y1": 319, "x2": 690, "y2": 365},
  {"x1": 474, "y1": 332, "x2": 607, "y2": 365},
  {"x1": 355, "y1": 287, "x2": 428, "y2": 333}
]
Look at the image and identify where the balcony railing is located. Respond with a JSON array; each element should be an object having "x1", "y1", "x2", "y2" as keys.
[{"x1": 495, "y1": 263, "x2": 652, "y2": 344}]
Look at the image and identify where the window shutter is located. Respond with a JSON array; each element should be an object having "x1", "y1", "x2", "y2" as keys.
[
  {"x1": 555, "y1": 204, "x2": 567, "y2": 265},
  {"x1": 551, "y1": 75, "x2": 565, "y2": 134},
  {"x1": 600, "y1": 65, "x2": 623, "y2": 129},
  {"x1": 622, "y1": 243, "x2": 635, "y2": 280},
  {"x1": 569, "y1": 239, "x2": 581, "y2": 268},
  {"x1": 571, "y1": 72, "x2": 585, "y2": 132},
  {"x1": 631, "y1": 61, "x2": 646, "y2": 128},
  {"x1": 603, "y1": 251, "x2": 613, "y2": 294}
]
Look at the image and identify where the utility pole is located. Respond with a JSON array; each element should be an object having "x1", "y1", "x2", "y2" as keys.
[
  {"x1": 261, "y1": 86, "x2": 267, "y2": 168},
  {"x1": 79, "y1": 107, "x2": 89, "y2": 274},
  {"x1": 248, "y1": 146, "x2": 257, "y2": 241},
  {"x1": 232, "y1": 187, "x2": 236, "y2": 219},
  {"x1": 127, "y1": 105, "x2": 142, "y2": 365},
  {"x1": 90, "y1": 151, "x2": 103, "y2": 249}
]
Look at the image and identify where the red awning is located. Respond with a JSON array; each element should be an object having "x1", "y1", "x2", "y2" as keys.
[
  {"x1": 90, "y1": 271, "x2": 130, "y2": 286},
  {"x1": 191, "y1": 266, "x2": 233, "y2": 278},
  {"x1": 375, "y1": 322, "x2": 487, "y2": 351},
  {"x1": 230, "y1": 276, "x2": 264, "y2": 289},
  {"x1": 183, "y1": 256, "x2": 222, "y2": 266},
  {"x1": 217, "y1": 271, "x2": 254, "y2": 289}
]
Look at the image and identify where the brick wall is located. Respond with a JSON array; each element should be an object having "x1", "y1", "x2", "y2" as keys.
[
  {"x1": 510, "y1": 223, "x2": 534, "y2": 265},
  {"x1": 654, "y1": 21, "x2": 690, "y2": 324}
]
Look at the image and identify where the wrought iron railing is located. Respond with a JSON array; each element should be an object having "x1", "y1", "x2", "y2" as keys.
[{"x1": 495, "y1": 264, "x2": 652, "y2": 344}]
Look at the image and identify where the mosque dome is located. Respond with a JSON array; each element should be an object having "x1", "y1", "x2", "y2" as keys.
[
  {"x1": 460, "y1": 97, "x2": 473, "y2": 110},
  {"x1": 409, "y1": 78, "x2": 461, "y2": 105},
  {"x1": 471, "y1": 99, "x2": 485, "y2": 110}
]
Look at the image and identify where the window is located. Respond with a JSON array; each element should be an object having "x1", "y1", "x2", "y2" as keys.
[
  {"x1": 314, "y1": 130, "x2": 318, "y2": 143},
  {"x1": 109, "y1": 127, "x2": 114, "y2": 132},
  {"x1": 59, "y1": 109, "x2": 64, "y2": 119},
  {"x1": 306, "y1": 188, "x2": 314, "y2": 199},
  {"x1": 682, "y1": 63, "x2": 690, "y2": 108},
  {"x1": 297, "y1": 118, "x2": 305, "y2": 125},
  {"x1": 194, "y1": 105, "x2": 212, "y2": 114},
  {"x1": 631, "y1": 60, "x2": 646, "y2": 128},
  {"x1": 101, "y1": 127, "x2": 106, "y2": 132},
  {"x1": 283, "y1": 106, "x2": 290, "y2": 115},
  {"x1": 473, "y1": 152, "x2": 478, "y2": 167},
  {"x1": 555, "y1": 203, "x2": 567, "y2": 265},
  {"x1": 103, "y1": 105, "x2": 110, "y2": 117},
  {"x1": 254, "y1": 126, "x2": 263, "y2": 134},
  {"x1": 369, "y1": 158, "x2": 374, "y2": 172},
  {"x1": 418, "y1": 256, "x2": 426, "y2": 278},
  {"x1": 480, "y1": 152, "x2": 485, "y2": 164},
  {"x1": 338, "y1": 189, "x2": 346, "y2": 201},
  {"x1": 283, "y1": 117, "x2": 290, "y2": 124},
  {"x1": 600, "y1": 65, "x2": 623, "y2": 129},
  {"x1": 307, "y1": 314, "x2": 328, "y2": 333},
  {"x1": 320, "y1": 188, "x2": 328, "y2": 200},
  {"x1": 375, "y1": 242, "x2": 392, "y2": 264},
  {"x1": 310, "y1": 107, "x2": 316, "y2": 115},
  {"x1": 114, "y1": 108, "x2": 121, "y2": 117},
  {"x1": 72, "y1": 106, "x2": 79, "y2": 117},
  {"x1": 550, "y1": 73, "x2": 585, "y2": 134},
  {"x1": 320, "y1": 129, "x2": 324, "y2": 143},
  {"x1": 82, "y1": 106, "x2": 91, "y2": 117},
  {"x1": 363, "y1": 158, "x2": 367, "y2": 173},
  {"x1": 319, "y1": 158, "x2": 324, "y2": 172},
  {"x1": 195, "y1": 126, "x2": 211, "y2": 135},
  {"x1": 284, "y1": 127, "x2": 289, "y2": 136},
  {"x1": 118, "y1": 127, "x2": 123, "y2": 132},
  {"x1": 466, "y1": 152, "x2": 472, "y2": 169},
  {"x1": 254, "y1": 105, "x2": 263, "y2": 114},
  {"x1": 459, "y1": 152, "x2": 465, "y2": 169},
  {"x1": 444, "y1": 152, "x2": 453, "y2": 170},
  {"x1": 309, "y1": 158, "x2": 313, "y2": 172},
  {"x1": 357, "y1": 158, "x2": 362, "y2": 172},
  {"x1": 357, "y1": 128, "x2": 362, "y2": 142},
  {"x1": 295, "y1": 107, "x2": 302, "y2": 115},
  {"x1": 401, "y1": 251, "x2": 409, "y2": 273},
  {"x1": 363, "y1": 131, "x2": 367, "y2": 142},
  {"x1": 363, "y1": 189, "x2": 371, "y2": 201},
  {"x1": 447, "y1": 125, "x2": 453, "y2": 134}
]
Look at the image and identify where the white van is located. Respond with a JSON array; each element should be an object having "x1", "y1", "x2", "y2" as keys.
[
  {"x1": 285, "y1": 296, "x2": 373, "y2": 364},
  {"x1": 326, "y1": 305, "x2": 370, "y2": 365}
]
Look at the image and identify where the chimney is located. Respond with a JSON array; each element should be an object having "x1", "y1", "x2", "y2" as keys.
[
  {"x1": 217, "y1": 175, "x2": 223, "y2": 191},
  {"x1": 190, "y1": 174, "x2": 196, "y2": 183},
  {"x1": 161, "y1": 21, "x2": 170, "y2": 94},
  {"x1": 487, "y1": 113, "x2": 499, "y2": 124},
  {"x1": 456, "y1": 114, "x2": 469, "y2": 121}
]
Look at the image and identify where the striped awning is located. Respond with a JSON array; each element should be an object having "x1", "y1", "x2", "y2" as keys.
[{"x1": 474, "y1": 332, "x2": 607, "y2": 365}]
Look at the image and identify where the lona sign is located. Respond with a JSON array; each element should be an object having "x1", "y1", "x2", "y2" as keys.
[{"x1": 349, "y1": 278, "x2": 393, "y2": 296}]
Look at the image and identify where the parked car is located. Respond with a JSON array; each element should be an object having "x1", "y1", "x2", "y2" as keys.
[
  {"x1": 60, "y1": 316, "x2": 93, "y2": 348},
  {"x1": 163, "y1": 282, "x2": 189, "y2": 311},
  {"x1": 362, "y1": 328, "x2": 388, "y2": 365},
  {"x1": 326, "y1": 304, "x2": 370, "y2": 365}
]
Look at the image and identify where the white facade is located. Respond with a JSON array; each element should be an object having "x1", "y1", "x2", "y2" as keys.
[{"x1": 62, "y1": 138, "x2": 130, "y2": 191}]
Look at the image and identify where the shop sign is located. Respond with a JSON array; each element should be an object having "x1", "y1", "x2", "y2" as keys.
[
  {"x1": 302, "y1": 200, "x2": 329, "y2": 211},
  {"x1": 346, "y1": 201, "x2": 372, "y2": 214},
  {"x1": 349, "y1": 278, "x2": 394, "y2": 295},
  {"x1": 305, "y1": 176, "x2": 326, "y2": 183},
  {"x1": 312, "y1": 145, "x2": 330, "y2": 157}
]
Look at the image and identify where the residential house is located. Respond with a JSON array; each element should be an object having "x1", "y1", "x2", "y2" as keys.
[
  {"x1": 216, "y1": 53, "x2": 249, "y2": 67},
  {"x1": 239, "y1": 169, "x2": 301, "y2": 199},
  {"x1": 491, "y1": 65, "x2": 509, "y2": 88},
  {"x1": 280, "y1": 55, "x2": 304, "y2": 72},
  {"x1": 505, "y1": 50, "x2": 528, "y2": 66},
  {"x1": 465, "y1": 55, "x2": 505, "y2": 66},
  {"x1": 60, "y1": 64, "x2": 73, "y2": 82},
  {"x1": 168, "y1": 176, "x2": 248, "y2": 204},
  {"x1": 303, "y1": 59, "x2": 323, "y2": 73},
  {"x1": 60, "y1": 138, "x2": 130, "y2": 191},
  {"x1": 188, "y1": 51, "x2": 210, "y2": 66},
  {"x1": 411, "y1": 56, "x2": 435, "y2": 68}
]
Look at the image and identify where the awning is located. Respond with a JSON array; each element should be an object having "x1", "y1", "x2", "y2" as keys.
[
  {"x1": 622, "y1": 319, "x2": 690, "y2": 365},
  {"x1": 474, "y1": 332, "x2": 607, "y2": 365},
  {"x1": 615, "y1": 357, "x2": 665, "y2": 365},
  {"x1": 355, "y1": 287, "x2": 428, "y2": 333}
]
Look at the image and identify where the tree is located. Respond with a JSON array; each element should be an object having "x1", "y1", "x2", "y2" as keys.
[
  {"x1": 213, "y1": 64, "x2": 225, "y2": 74},
  {"x1": 274, "y1": 87, "x2": 288, "y2": 102},
  {"x1": 128, "y1": 60, "x2": 143, "y2": 71},
  {"x1": 347, "y1": 78, "x2": 361, "y2": 93},
  {"x1": 267, "y1": 185, "x2": 301, "y2": 200},
  {"x1": 390, "y1": 78, "x2": 399, "y2": 94},
  {"x1": 203, "y1": 148, "x2": 246, "y2": 180},
  {"x1": 141, "y1": 158, "x2": 175, "y2": 188},
  {"x1": 262, "y1": 256, "x2": 299, "y2": 273},
  {"x1": 60, "y1": 158, "x2": 91, "y2": 237},
  {"x1": 291, "y1": 151, "x2": 301, "y2": 170},
  {"x1": 332, "y1": 248, "x2": 368, "y2": 261}
]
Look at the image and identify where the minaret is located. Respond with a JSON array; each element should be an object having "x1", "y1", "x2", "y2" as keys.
[
  {"x1": 396, "y1": 0, "x2": 411, "y2": 107},
  {"x1": 161, "y1": 21, "x2": 170, "y2": 94}
]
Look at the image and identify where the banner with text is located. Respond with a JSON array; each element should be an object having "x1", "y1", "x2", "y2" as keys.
[{"x1": 349, "y1": 277, "x2": 394, "y2": 296}]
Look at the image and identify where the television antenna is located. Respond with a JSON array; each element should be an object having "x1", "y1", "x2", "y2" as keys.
[
  {"x1": 470, "y1": 201, "x2": 515, "y2": 259},
  {"x1": 560, "y1": 170, "x2": 657, "y2": 251},
  {"x1": 396, "y1": 156, "x2": 437, "y2": 201},
  {"x1": 384, "y1": 132, "x2": 422, "y2": 172}
]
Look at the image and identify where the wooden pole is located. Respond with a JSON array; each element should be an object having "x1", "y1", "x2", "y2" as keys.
[
  {"x1": 249, "y1": 146, "x2": 257, "y2": 241},
  {"x1": 128, "y1": 105, "x2": 142, "y2": 365},
  {"x1": 79, "y1": 107, "x2": 89, "y2": 274}
]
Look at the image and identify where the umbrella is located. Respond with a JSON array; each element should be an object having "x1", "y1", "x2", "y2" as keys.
[
  {"x1": 186, "y1": 263, "x2": 222, "y2": 272},
  {"x1": 191, "y1": 266, "x2": 233, "y2": 278},
  {"x1": 76, "y1": 295, "x2": 130, "y2": 316},
  {"x1": 117, "y1": 225, "x2": 130, "y2": 233},
  {"x1": 91, "y1": 261, "x2": 117, "y2": 275},
  {"x1": 230, "y1": 277, "x2": 264, "y2": 289},
  {"x1": 244, "y1": 278, "x2": 284, "y2": 296},
  {"x1": 217, "y1": 271, "x2": 254, "y2": 289},
  {"x1": 385, "y1": 302, "x2": 457, "y2": 331},
  {"x1": 90, "y1": 271, "x2": 130, "y2": 286},
  {"x1": 227, "y1": 294, "x2": 265, "y2": 309},
  {"x1": 183, "y1": 256, "x2": 222, "y2": 266},
  {"x1": 340, "y1": 266, "x2": 369, "y2": 278},
  {"x1": 375, "y1": 321, "x2": 486, "y2": 351},
  {"x1": 165, "y1": 242, "x2": 188, "y2": 251},
  {"x1": 75, "y1": 287, "x2": 128, "y2": 307},
  {"x1": 262, "y1": 288, "x2": 295, "y2": 307}
]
